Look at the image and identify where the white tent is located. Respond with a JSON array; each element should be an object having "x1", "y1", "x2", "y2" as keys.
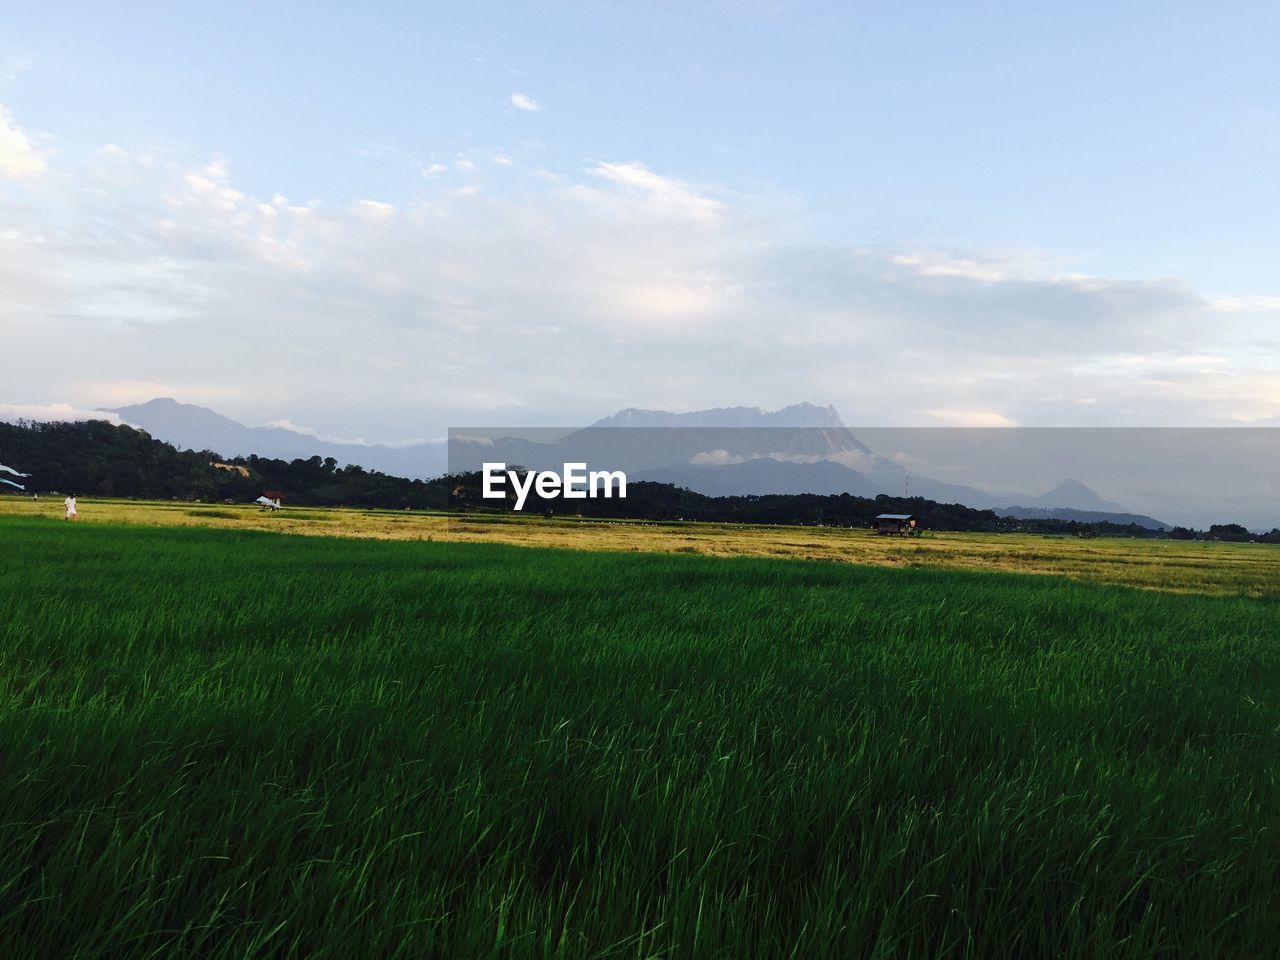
[{"x1": 254, "y1": 495, "x2": 280, "y2": 510}]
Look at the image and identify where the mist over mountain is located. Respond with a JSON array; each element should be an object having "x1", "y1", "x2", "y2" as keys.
[{"x1": 590, "y1": 403, "x2": 846, "y2": 429}]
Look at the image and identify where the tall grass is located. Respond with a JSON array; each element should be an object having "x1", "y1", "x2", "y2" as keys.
[{"x1": 1, "y1": 516, "x2": 1277, "y2": 958}]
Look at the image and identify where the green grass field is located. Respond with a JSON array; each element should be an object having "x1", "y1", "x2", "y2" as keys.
[
  {"x1": 6, "y1": 495, "x2": 1280, "y2": 597},
  {"x1": 2, "y1": 515, "x2": 1279, "y2": 958}
]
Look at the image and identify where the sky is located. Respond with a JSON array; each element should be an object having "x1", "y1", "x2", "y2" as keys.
[{"x1": 2, "y1": 0, "x2": 1279, "y2": 440}]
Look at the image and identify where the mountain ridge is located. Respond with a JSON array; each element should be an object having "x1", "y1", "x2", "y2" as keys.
[
  {"x1": 106, "y1": 398, "x2": 446, "y2": 479},
  {"x1": 1025, "y1": 478, "x2": 1128, "y2": 513},
  {"x1": 97, "y1": 398, "x2": 1159, "y2": 526}
]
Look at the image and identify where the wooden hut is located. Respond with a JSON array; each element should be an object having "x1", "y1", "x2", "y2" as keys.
[{"x1": 872, "y1": 513, "x2": 917, "y2": 535}]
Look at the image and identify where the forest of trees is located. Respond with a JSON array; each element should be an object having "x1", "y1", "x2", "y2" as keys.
[
  {"x1": 3, "y1": 418, "x2": 1278, "y2": 541},
  {"x1": 0, "y1": 420, "x2": 446, "y2": 509}
]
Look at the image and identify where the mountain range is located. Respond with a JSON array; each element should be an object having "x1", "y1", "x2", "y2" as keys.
[
  {"x1": 105, "y1": 398, "x2": 1167, "y2": 528},
  {"x1": 107, "y1": 399, "x2": 447, "y2": 479}
]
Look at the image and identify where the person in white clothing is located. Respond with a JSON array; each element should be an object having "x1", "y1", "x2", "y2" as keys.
[{"x1": 64, "y1": 495, "x2": 77, "y2": 520}]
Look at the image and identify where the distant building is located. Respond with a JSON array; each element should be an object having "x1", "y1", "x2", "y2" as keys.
[
  {"x1": 261, "y1": 490, "x2": 284, "y2": 505},
  {"x1": 873, "y1": 513, "x2": 917, "y2": 535}
]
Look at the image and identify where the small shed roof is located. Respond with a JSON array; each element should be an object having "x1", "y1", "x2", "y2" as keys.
[{"x1": 875, "y1": 513, "x2": 915, "y2": 521}]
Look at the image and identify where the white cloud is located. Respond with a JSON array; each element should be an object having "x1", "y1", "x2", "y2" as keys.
[
  {"x1": 890, "y1": 252, "x2": 1023, "y2": 282},
  {"x1": 0, "y1": 403, "x2": 124, "y2": 425},
  {"x1": 179, "y1": 158, "x2": 244, "y2": 209},
  {"x1": 351, "y1": 199, "x2": 395, "y2": 220},
  {"x1": 688, "y1": 449, "x2": 748, "y2": 465},
  {"x1": 825, "y1": 448, "x2": 877, "y2": 471},
  {"x1": 1, "y1": 100, "x2": 1278, "y2": 433},
  {"x1": 254, "y1": 418, "x2": 433, "y2": 446},
  {"x1": 1212, "y1": 294, "x2": 1280, "y2": 314},
  {"x1": 0, "y1": 103, "x2": 45, "y2": 178},
  {"x1": 510, "y1": 92, "x2": 540, "y2": 112},
  {"x1": 587, "y1": 161, "x2": 723, "y2": 221},
  {"x1": 926, "y1": 408, "x2": 1019, "y2": 427},
  {"x1": 2, "y1": 55, "x2": 33, "y2": 82}
]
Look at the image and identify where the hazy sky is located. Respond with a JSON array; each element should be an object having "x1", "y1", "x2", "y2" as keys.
[{"x1": 2, "y1": 1, "x2": 1279, "y2": 439}]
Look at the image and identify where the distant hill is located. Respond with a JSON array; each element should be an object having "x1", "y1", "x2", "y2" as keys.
[
  {"x1": 1020, "y1": 478, "x2": 1130, "y2": 514},
  {"x1": 0, "y1": 418, "x2": 445, "y2": 508},
  {"x1": 996, "y1": 506, "x2": 1169, "y2": 531},
  {"x1": 108, "y1": 399, "x2": 445, "y2": 479},
  {"x1": 861, "y1": 469, "x2": 1006, "y2": 510}
]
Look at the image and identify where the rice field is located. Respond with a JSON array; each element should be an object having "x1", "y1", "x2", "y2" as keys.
[
  {"x1": 2, "y1": 513, "x2": 1278, "y2": 957},
  {"x1": 2, "y1": 495, "x2": 1278, "y2": 597}
]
